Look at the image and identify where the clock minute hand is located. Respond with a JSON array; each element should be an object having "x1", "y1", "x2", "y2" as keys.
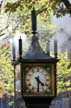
[
  {"x1": 35, "y1": 76, "x2": 40, "y2": 92},
  {"x1": 39, "y1": 80, "x2": 44, "y2": 86}
]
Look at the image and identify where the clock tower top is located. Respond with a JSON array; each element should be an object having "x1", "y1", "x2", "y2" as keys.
[
  {"x1": 12, "y1": 7, "x2": 58, "y2": 66},
  {"x1": 23, "y1": 35, "x2": 57, "y2": 62},
  {"x1": 19, "y1": 7, "x2": 58, "y2": 63}
]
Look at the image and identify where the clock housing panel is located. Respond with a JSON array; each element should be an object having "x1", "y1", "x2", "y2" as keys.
[{"x1": 21, "y1": 63, "x2": 56, "y2": 97}]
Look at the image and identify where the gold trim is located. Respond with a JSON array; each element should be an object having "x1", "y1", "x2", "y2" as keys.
[{"x1": 51, "y1": 64, "x2": 55, "y2": 96}]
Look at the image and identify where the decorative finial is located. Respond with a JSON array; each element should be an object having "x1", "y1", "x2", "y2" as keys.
[
  {"x1": 31, "y1": 6, "x2": 37, "y2": 35},
  {"x1": 54, "y1": 39, "x2": 58, "y2": 58},
  {"x1": 19, "y1": 36, "x2": 22, "y2": 58}
]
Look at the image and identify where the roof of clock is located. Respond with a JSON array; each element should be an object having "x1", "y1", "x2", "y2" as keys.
[
  {"x1": 23, "y1": 36, "x2": 50, "y2": 59},
  {"x1": 22, "y1": 35, "x2": 57, "y2": 63},
  {"x1": 12, "y1": 35, "x2": 58, "y2": 66}
]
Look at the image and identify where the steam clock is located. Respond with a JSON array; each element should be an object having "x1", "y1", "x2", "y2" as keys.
[{"x1": 12, "y1": 7, "x2": 58, "y2": 108}]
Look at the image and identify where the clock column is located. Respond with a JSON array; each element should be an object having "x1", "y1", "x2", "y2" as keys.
[{"x1": 11, "y1": 5, "x2": 58, "y2": 108}]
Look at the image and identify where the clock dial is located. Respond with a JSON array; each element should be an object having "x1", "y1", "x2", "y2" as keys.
[{"x1": 25, "y1": 66, "x2": 50, "y2": 94}]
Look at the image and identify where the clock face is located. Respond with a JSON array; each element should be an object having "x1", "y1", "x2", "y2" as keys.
[{"x1": 25, "y1": 66, "x2": 51, "y2": 95}]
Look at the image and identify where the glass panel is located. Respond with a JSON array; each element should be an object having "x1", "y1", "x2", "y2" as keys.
[{"x1": 15, "y1": 64, "x2": 21, "y2": 99}]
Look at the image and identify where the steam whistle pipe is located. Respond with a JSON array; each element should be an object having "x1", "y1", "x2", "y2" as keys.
[
  {"x1": 54, "y1": 39, "x2": 58, "y2": 58},
  {"x1": 31, "y1": 7, "x2": 37, "y2": 34},
  {"x1": 19, "y1": 36, "x2": 22, "y2": 58}
]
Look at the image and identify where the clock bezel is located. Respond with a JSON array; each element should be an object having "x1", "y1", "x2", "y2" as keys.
[{"x1": 21, "y1": 63, "x2": 56, "y2": 97}]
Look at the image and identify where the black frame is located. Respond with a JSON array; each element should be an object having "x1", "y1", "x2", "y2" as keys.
[{"x1": 20, "y1": 60, "x2": 57, "y2": 98}]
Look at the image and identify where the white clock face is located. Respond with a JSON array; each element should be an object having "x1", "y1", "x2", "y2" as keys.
[{"x1": 25, "y1": 66, "x2": 50, "y2": 94}]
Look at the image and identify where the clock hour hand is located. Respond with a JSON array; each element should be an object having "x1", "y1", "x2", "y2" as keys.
[{"x1": 35, "y1": 76, "x2": 44, "y2": 86}]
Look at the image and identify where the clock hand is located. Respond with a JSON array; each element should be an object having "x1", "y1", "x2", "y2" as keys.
[
  {"x1": 35, "y1": 76, "x2": 44, "y2": 86},
  {"x1": 39, "y1": 80, "x2": 44, "y2": 86},
  {"x1": 35, "y1": 76, "x2": 40, "y2": 92},
  {"x1": 35, "y1": 76, "x2": 45, "y2": 93}
]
